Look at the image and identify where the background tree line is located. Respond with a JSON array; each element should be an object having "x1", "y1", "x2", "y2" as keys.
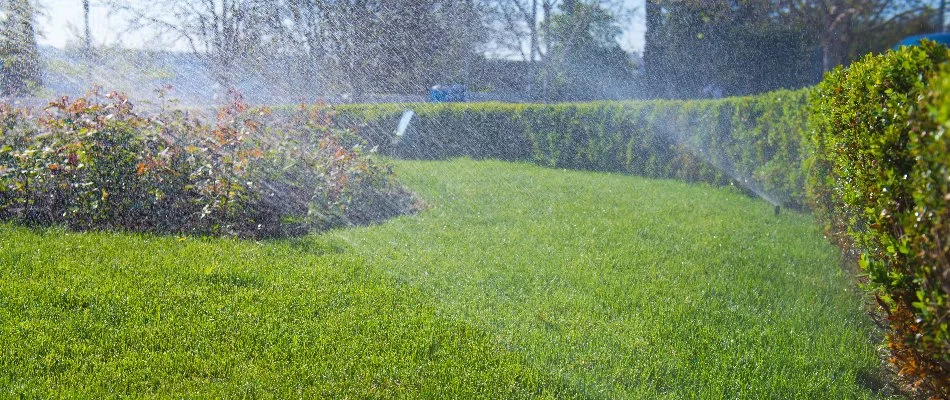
[
  {"x1": 644, "y1": 0, "x2": 941, "y2": 98},
  {"x1": 1, "y1": 0, "x2": 638, "y2": 101},
  {"x1": 1, "y1": 0, "x2": 945, "y2": 101}
]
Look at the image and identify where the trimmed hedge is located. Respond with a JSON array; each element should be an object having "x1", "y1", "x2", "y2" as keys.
[
  {"x1": 808, "y1": 42, "x2": 950, "y2": 395},
  {"x1": 333, "y1": 91, "x2": 810, "y2": 209}
]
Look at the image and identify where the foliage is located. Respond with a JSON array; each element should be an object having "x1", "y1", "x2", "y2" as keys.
[
  {"x1": 331, "y1": 90, "x2": 810, "y2": 209},
  {"x1": 807, "y1": 41, "x2": 950, "y2": 396},
  {"x1": 0, "y1": 91, "x2": 415, "y2": 238},
  {"x1": 103, "y1": 0, "x2": 283, "y2": 90},
  {"x1": 778, "y1": 0, "x2": 937, "y2": 72},
  {"x1": 542, "y1": 2, "x2": 637, "y2": 100},
  {"x1": 642, "y1": 0, "x2": 937, "y2": 99},
  {"x1": 105, "y1": 0, "x2": 483, "y2": 96},
  {"x1": 643, "y1": 0, "x2": 821, "y2": 99}
]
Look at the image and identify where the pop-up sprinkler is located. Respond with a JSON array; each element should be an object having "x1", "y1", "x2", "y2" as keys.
[{"x1": 394, "y1": 109, "x2": 415, "y2": 141}]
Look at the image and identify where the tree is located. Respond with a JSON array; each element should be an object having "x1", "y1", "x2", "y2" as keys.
[
  {"x1": 481, "y1": 0, "x2": 549, "y2": 61},
  {"x1": 374, "y1": 0, "x2": 482, "y2": 92},
  {"x1": 83, "y1": 0, "x2": 91, "y2": 51},
  {"x1": 106, "y1": 0, "x2": 486, "y2": 98},
  {"x1": 105, "y1": 0, "x2": 282, "y2": 90},
  {"x1": 283, "y1": 0, "x2": 374, "y2": 96},
  {"x1": 273, "y1": 0, "x2": 330, "y2": 96},
  {"x1": 939, "y1": 0, "x2": 945, "y2": 30},
  {"x1": 481, "y1": 0, "x2": 630, "y2": 60},
  {"x1": 778, "y1": 0, "x2": 934, "y2": 71},
  {"x1": 644, "y1": 0, "x2": 813, "y2": 98},
  {"x1": 82, "y1": 0, "x2": 93, "y2": 80},
  {"x1": 0, "y1": 0, "x2": 42, "y2": 96},
  {"x1": 543, "y1": 2, "x2": 636, "y2": 99},
  {"x1": 479, "y1": 0, "x2": 633, "y2": 99},
  {"x1": 643, "y1": 0, "x2": 936, "y2": 98},
  {"x1": 311, "y1": 0, "x2": 483, "y2": 96}
]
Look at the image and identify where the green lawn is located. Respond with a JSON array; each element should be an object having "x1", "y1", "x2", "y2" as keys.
[{"x1": 1, "y1": 159, "x2": 887, "y2": 398}]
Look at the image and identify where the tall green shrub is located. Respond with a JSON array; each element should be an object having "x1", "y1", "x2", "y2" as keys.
[{"x1": 808, "y1": 42, "x2": 950, "y2": 395}]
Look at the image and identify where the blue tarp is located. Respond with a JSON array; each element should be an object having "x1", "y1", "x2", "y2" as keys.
[
  {"x1": 894, "y1": 33, "x2": 950, "y2": 49},
  {"x1": 429, "y1": 84, "x2": 466, "y2": 102}
]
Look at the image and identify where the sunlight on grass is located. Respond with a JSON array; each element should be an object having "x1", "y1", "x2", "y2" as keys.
[
  {"x1": 1, "y1": 159, "x2": 887, "y2": 398},
  {"x1": 334, "y1": 159, "x2": 885, "y2": 398}
]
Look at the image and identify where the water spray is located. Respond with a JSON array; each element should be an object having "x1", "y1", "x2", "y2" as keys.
[{"x1": 663, "y1": 121, "x2": 785, "y2": 215}]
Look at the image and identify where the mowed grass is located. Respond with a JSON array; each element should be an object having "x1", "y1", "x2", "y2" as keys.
[{"x1": 2, "y1": 159, "x2": 886, "y2": 398}]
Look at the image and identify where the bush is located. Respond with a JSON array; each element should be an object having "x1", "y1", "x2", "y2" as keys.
[
  {"x1": 808, "y1": 41, "x2": 950, "y2": 395},
  {"x1": 0, "y1": 91, "x2": 415, "y2": 238},
  {"x1": 332, "y1": 92, "x2": 810, "y2": 209}
]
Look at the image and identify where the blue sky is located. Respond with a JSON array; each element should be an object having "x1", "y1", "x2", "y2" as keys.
[{"x1": 37, "y1": 0, "x2": 646, "y2": 54}]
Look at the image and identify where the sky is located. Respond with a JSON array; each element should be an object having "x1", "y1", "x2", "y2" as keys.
[
  {"x1": 36, "y1": 0, "x2": 647, "y2": 54},
  {"x1": 38, "y1": 0, "x2": 123, "y2": 48}
]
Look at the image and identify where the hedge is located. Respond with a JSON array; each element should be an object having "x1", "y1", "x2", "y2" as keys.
[
  {"x1": 332, "y1": 91, "x2": 810, "y2": 209},
  {"x1": 808, "y1": 41, "x2": 950, "y2": 395}
]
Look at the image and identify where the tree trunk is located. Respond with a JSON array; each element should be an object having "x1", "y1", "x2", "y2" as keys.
[
  {"x1": 821, "y1": 41, "x2": 839, "y2": 72},
  {"x1": 941, "y1": 0, "x2": 946, "y2": 32},
  {"x1": 530, "y1": 0, "x2": 537, "y2": 62},
  {"x1": 83, "y1": 0, "x2": 93, "y2": 80},
  {"x1": 643, "y1": 0, "x2": 663, "y2": 97},
  {"x1": 541, "y1": 0, "x2": 552, "y2": 100},
  {"x1": 821, "y1": 11, "x2": 853, "y2": 72},
  {"x1": 83, "y1": 0, "x2": 92, "y2": 50}
]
